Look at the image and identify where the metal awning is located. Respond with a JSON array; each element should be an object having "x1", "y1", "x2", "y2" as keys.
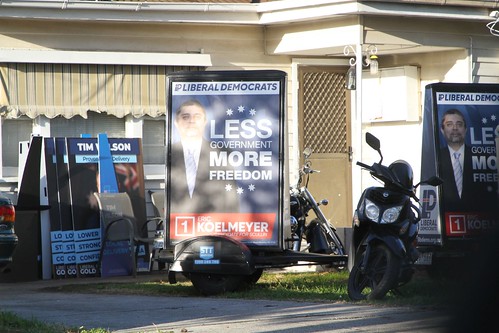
[{"x1": 0, "y1": 63, "x2": 203, "y2": 119}]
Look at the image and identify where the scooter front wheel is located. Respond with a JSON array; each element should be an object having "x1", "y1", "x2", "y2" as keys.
[{"x1": 347, "y1": 243, "x2": 401, "y2": 301}]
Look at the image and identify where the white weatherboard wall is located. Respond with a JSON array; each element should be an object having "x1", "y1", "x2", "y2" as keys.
[
  {"x1": 362, "y1": 66, "x2": 419, "y2": 122},
  {"x1": 360, "y1": 123, "x2": 423, "y2": 185},
  {"x1": 360, "y1": 66, "x2": 422, "y2": 193}
]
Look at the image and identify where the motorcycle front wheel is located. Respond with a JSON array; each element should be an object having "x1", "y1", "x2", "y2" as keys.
[
  {"x1": 320, "y1": 222, "x2": 345, "y2": 256},
  {"x1": 347, "y1": 243, "x2": 401, "y2": 301},
  {"x1": 306, "y1": 218, "x2": 345, "y2": 255}
]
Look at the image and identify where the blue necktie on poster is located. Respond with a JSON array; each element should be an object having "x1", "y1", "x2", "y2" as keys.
[
  {"x1": 186, "y1": 149, "x2": 197, "y2": 198},
  {"x1": 452, "y1": 152, "x2": 462, "y2": 198}
]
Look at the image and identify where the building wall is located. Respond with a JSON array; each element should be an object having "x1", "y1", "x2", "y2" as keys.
[
  {"x1": 0, "y1": 18, "x2": 297, "y2": 218},
  {"x1": 3, "y1": 14, "x2": 499, "y2": 218},
  {"x1": 362, "y1": 46, "x2": 499, "y2": 191},
  {"x1": 358, "y1": 50, "x2": 467, "y2": 188},
  {"x1": 264, "y1": 17, "x2": 360, "y2": 55}
]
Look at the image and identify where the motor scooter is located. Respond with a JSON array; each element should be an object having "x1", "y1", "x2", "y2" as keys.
[{"x1": 348, "y1": 132, "x2": 442, "y2": 300}]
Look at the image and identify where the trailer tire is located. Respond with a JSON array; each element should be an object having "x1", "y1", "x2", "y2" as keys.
[
  {"x1": 189, "y1": 273, "x2": 245, "y2": 296},
  {"x1": 245, "y1": 268, "x2": 263, "y2": 285}
]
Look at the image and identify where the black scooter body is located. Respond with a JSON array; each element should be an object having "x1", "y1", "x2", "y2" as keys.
[
  {"x1": 352, "y1": 187, "x2": 417, "y2": 264},
  {"x1": 348, "y1": 133, "x2": 442, "y2": 301}
]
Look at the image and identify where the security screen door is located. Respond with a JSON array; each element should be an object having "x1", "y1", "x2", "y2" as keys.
[{"x1": 298, "y1": 66, "x2": 352, "y2": 228}]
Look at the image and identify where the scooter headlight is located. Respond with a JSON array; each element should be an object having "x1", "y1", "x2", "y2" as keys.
[
  {"x1": 381, "y1": 206, "x2": 403, "y2": 224},
  {"x1": 365, "y1": 199, "x2": 380, "y2": 222},
  {"x1": 353, "y1": 210, "x2": 360, "y2": 227}
]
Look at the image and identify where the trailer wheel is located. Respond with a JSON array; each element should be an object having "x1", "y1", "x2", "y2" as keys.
[
  {"x1": 189, "y1": 273, "x2": 245, "y2": 296},
  {"x1": 245, "y1": 268, "x2": 263, "y2": 285}
]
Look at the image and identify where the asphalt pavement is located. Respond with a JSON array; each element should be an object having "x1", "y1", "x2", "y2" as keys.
[{"x1": 0, "y1": 272, "x2": 453, "y2": 333}]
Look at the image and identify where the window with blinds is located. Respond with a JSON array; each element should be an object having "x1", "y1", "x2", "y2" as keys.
[
  {"x1": 1, "y1": 113, "x2": 167, "y2": 174},
  {"x1": 0, "y1": 63, "x2": 202, "y2": 174},
  {"x1": 50, "y1": 112, "x2": 125, "y2": 138},
  {"x1": 143, "y1": 116, "x2": 166, "y2": 165},
  {"x1": 1, "y1": 117, "x2": 32, "y2": 168}
]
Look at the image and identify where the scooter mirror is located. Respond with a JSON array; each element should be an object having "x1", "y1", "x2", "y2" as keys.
[
  {"x1": 416, "y1": 175, "x2": 444, "y2": 188},
  {"x1": 366, "y1": 132, "x2": 383, "y2": 163},
  {"x1": 366, "y1": 132, "x2": 380, "y2": 151},
  {"x1": 426, "y1": 176, "x2": 444, "y2": 187},
  {"x1": 303, "y1": 147, "x2": 312, "y2": 158}
]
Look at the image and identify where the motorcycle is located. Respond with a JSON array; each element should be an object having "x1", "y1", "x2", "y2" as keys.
[
  {"x1": 347, "y1": 132, "x2": 442, "y2": 300},
  {"x1": 289, "y1": 147, "x2": 346, "y2": 258}
]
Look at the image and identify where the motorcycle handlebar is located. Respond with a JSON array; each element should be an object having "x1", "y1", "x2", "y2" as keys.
[
  {"x1": 356, "y1": 161, "x2": 372, "y2": 171},
  {"x1": 410, "y1": 202, "x2": 422, "y2": 223},
  {"x1": 303, "y1": 166, "x2": 320, "y2": 174},
  {"x1": 357, "y1": 161, "x2": 419, "y2": 200}
]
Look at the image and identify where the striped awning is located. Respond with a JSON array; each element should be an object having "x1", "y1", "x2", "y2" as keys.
[{"x1": 0, "y1": 63, "x2": 202, "y2": 119}]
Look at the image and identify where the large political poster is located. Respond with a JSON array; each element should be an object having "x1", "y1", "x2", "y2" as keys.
[
  {"x1": 419, "y1": 83, "x2": 499, "y2": 246},
  {"x1": 55, "y1": 137, "x2": 78, "y2": 278},
  {"x1": 66, "y1": 137, "x2": 148, "y2": 277},
  {"x1": 166, "y1": 70, "x2": 287, "y2": 250},
  {"x1": 66, "y1": 137, "x2": 101, "y2": 277},
  {"x1": 44, "y1": 138, "x2": 66, "y2": 279},
  {"x1": 101, "y1": 137, "x2": 150, "y2": 275}
]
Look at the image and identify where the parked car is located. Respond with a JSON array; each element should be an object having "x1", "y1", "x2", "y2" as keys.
[{"x1": 0, "y1": 194, "x2": 17, "y2": 272}]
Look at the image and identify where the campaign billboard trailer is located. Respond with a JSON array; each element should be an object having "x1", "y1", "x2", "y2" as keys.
[
  {"x1": 161, "y1": 71, "x2": 351, "y2": 295},
  {"x1": 419, "y1": 83, "x2": 499, "y2": 258},
  {"x1": 165, "y1": 70, "x2": 288, "y2": 251}
]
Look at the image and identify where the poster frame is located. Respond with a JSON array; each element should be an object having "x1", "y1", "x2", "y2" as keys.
[
  {"x1": 419, "y1": 82, "x2": 499, "y2": 250},
  {"x1": 164, "y1": 70, "x2": 288, "y2": 252}
]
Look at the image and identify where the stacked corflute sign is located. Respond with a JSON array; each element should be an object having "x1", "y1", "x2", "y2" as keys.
[{"x1": 40, "y1": 135, "x2": 148, "y2": 279}]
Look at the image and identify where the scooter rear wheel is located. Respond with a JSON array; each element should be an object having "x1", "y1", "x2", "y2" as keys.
[{"x1": 347, "y1": 243, "x2": 401, "y2": 301}]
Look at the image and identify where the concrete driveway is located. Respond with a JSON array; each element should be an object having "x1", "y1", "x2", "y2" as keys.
[{"x1": 0, "y1": 273, "x2": 452, "y2": 333}]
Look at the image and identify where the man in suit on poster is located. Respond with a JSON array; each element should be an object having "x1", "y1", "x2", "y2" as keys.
[
  {"x1": 438, "y1": 108, "x2": 494, "y2": 213},
  {"x1": 170, "y1": 99, "x2": 239, "y2": 214}
]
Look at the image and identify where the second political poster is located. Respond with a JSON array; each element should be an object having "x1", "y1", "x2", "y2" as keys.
[{"x1": 419, "y1": 83, "x2": 499, "y2": 246}]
